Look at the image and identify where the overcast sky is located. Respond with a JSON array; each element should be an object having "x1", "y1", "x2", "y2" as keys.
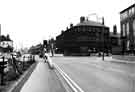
[{"x1": 0, "y1": 0, "x2": 134, "y2": 49}]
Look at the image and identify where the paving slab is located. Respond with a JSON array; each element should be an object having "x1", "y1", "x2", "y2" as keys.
[{"x1": 20, "y1": 59, "x2": 66, "y2": 92}]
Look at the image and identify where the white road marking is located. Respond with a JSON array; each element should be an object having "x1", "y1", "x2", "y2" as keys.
[{"x1": 55, "y1": 63, "x2": 85, "y2": 92}]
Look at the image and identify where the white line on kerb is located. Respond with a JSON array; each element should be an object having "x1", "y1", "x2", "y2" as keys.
[
  {"x1": 55, "y1": 64, "x2": 78, "y2": 92},
  {"x1": 54, "y1": 63, "x2": 85, "y2": 92}
]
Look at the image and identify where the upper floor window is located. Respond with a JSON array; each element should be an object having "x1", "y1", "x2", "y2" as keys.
[
  {"x1": 120, "y1": 11, "x2": 128, "y2": 21},
  {"x1": 133, "y1": 19, "x2": 135, "y2": 36},
  {"x1": 121, "y1": 7, "x2": 135, "y2": 21},
  {"x1": 126, "y1": 22, "x2": 129, "y2": 36},
  {"x1": 122, "y1": 24, "x2": 126, "y2": 36},
  {"x1": 132, "y1": 7, "x2": 135, "y2": 15},
  {"x1": 129, "y1": 7, "x2": 135, "y2": 16}
]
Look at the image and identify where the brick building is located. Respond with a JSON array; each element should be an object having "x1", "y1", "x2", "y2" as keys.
[
  {"x1": 120, "y1": 4, "x2": 135, "y2": 54},
  {"x1": 56, "y1": 16, "x2": 110, "y2": 56}
]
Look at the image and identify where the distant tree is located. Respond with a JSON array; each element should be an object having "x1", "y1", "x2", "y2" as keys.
[
  {"x1": 7, "y1": 34, "x2": 11, "y2": 41},
  {"x1": 1, "y1": 35, "x2": 6, "y2": 41}
]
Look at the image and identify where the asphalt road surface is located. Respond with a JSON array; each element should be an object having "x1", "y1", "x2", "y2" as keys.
[{"x1": 52, "y1": 56, "x2": 135, "y2": 92}]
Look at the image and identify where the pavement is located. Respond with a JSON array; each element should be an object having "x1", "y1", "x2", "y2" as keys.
[
  {"x1": 9, "y1": 62, "x2": 37, "y2": 92},
  {"x1": 99, "y1": 56, "x2": 135, "y2": 64},
  {"x1": 19, "y1": 56, "x2": 66, "y2": 92}
]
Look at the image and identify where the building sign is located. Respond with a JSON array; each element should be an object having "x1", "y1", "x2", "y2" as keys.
[{"x1": 0, "y1": 41, "x2": 13, "y2": 48}]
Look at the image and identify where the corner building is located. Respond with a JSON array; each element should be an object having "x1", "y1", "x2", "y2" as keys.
[{"x1": 56, "y1": 17, "x2": 110, "y2": 56}]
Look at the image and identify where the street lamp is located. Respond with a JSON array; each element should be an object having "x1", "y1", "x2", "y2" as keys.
[
  {"x1": 87, "y1": 13, "x2": 105, "y2": 60},
  {"x1": 95, "y1": 16, "x2": 105, "y2": 61},
  {"x1": 102, "y1": 17, "x2": 105, "y2": 61}
]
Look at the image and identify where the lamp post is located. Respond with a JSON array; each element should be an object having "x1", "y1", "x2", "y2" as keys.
[
  {"x1": 87, "y1": 14, "x2": 105, "y2": 60},
  {"x1": 102, "y1": 17, "x2": 105, "y2": 61},
  {"x1": 102, "y1": 27, "x2": 105, "y2": 61}
]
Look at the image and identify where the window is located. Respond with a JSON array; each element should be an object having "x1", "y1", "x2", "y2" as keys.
[
  {"x1": 122, "y1": 24, "x2": 126, "y2": 36},
  {"x1": 129, "y1": 8, "x2": 132, "y2": 16},
  {"x1": 120, "y1": 14, "x2": 123, "y2": 21},
  {"x1": 132, "y1": 7, "x2": 135, "y2": 15},
  {"x1": 127, "y1": 40, "x2": 130, "y2": 50},
  {"x1": 133, "y1": 19, "x2": 135, "y2": 37},
  {"x1": 126, "y1": 22, "x2": 129, "y2": 36}
]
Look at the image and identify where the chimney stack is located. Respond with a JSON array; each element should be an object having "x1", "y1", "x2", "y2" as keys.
[
  {"x1": 113, "y1": 25, "x2": 117, "y2": 35},
  {"x1": 102, "y1": 17, "x2": 104, "y2": 25},
  {"x1": 80, "y1": 16, "x2": 85, "y2": 23},
  {"x1": 61, "y1": 30, "x2": 64, "y2": 34},
  {"x1": 66, "y1": 27, "x2": 69, "y2": 30},
  {"x1": 70, "y1": 23, "x2": 73, "y2": 28}
]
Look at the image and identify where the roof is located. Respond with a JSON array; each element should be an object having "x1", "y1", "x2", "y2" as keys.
[
  {"x1": 76, "y1": 20, "x2": 108, "y2": 28},
  {"x1": 120, "y1": 3, "x2": 135, "y2": 14}
]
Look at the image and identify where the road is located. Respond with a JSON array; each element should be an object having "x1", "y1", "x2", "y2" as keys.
[{"x1": 52, "y1": 56, "x2": 135, "y2": 92}]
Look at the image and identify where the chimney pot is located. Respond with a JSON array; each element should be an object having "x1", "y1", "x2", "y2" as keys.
[{"x1": 80, "y1": 16, "x2": 85, "y2": 23}]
